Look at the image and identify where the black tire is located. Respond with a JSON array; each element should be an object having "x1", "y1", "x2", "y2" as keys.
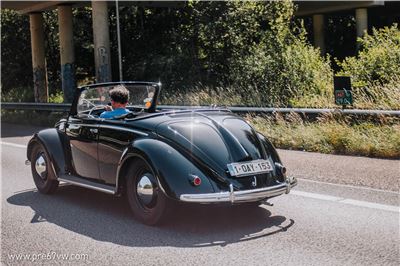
[
  {"x1": 125, "y1": 158, "x2": 171, "y2": 225},
  {"x1": 30, "y1": 143, "x2": 59, "y2": 194}
]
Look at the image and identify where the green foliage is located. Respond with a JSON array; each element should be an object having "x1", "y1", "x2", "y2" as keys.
[
  {"x1": 1, "y1": 2, "x2": 398, "y2": 111},
  {"x1": 49, "y1": 91, "x2": 64, "y2": 103},
  {"x1": 350, "y1": 77, "x2": 400, "y2": 110},
  {"x1": 157, "y1": 1, "x2": 332, "y2": 106},
  {"x1": 338, "y1": 25, "x2": 400, "y2": 87},
  {"x1": 0, "y1": 10, "x2": 32, "y2": 90},
  {"x1": 0, "y1": 3, "x2": 352, "y2": 107},
  {"x1": 1, "y1": 87, "x2": 34, "y2": 102}
]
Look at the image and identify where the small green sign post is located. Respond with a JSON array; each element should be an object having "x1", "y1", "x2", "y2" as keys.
[{"x1": 334, "y1": 76, "x2": 353, "y2": 106}]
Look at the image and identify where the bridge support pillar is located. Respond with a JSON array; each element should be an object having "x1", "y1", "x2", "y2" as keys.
[
  {"x1": 356, "y1": 8, "x2": 368, "y2": 39},
  {"x1": 29, "y1": 13, "x2": 48, "y2": 102},
  {"x1": 313, "y1": 14, "x2": 325, "y2": 55},
  {"x1": 58, "y1": 4, "x2": 76, "y2": 103},
  {"x1": 92, "y1": 1, "x2": 112, "y2": 83}
]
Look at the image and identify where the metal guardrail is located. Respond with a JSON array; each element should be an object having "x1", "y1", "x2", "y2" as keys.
[
  {"x1": 1, "y1": 102, "x2": 399, "y2": 116},
  {"x1": 1, "y1": 102, "x2": 71, "y2": 112},
  {"x1": 160, "y1": 105, "x2": 400, "y2": 116}
]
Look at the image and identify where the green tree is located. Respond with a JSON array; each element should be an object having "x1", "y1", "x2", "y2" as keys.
[{"x1": 1, "y1": 10, "x2": 32, "y2": 97}]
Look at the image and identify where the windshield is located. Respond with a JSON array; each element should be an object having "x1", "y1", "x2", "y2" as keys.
[{"x1": 77, "y1": 84, "x2": 157, "y2": 114}]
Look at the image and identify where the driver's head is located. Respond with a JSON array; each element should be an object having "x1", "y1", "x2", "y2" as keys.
[{"x1": 109, "y1": 85, "x2": 129, "y2": 106}]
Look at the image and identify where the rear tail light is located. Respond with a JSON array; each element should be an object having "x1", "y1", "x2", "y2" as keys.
[{"x1": 189, "y1": 174, "x2": 202, "y2": 186}]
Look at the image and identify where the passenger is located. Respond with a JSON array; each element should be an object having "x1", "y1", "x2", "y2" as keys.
[{"x1": 100, "y1": 85, "x2": 131, "y2": 119}]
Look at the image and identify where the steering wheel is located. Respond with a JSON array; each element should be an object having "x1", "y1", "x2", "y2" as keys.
[
  {"x1": 81, "y1": 98, "x2": 96, "y2": 108},
  {"x1": 88, "y1": 105, "x2": 106, "y2": 118}
]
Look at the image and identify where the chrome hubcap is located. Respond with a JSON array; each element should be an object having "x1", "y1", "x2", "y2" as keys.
[
  {"x1": 35, "y1": 154, "x2": 47, "y2": 180},
  {"x1": 137, "y1": 175, "x2": 154, "y2": 206}
]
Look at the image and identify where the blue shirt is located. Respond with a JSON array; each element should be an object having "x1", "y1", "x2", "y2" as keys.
[{"x1": 100, "y1": 108, "x2": 130, "y2": 119}]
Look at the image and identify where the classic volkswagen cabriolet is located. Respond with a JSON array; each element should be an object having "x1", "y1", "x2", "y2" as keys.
[{"x1": 26, "y1": 82, "x2": 297, "y2": 225}]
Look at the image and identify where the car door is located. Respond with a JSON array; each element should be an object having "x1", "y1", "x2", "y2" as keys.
[
  {"x1": 97, "y1": 120, "x2": 140, "y2": 184},
  {"x1": 65, "y1": 116, "x2": 100, "y2": 180}
]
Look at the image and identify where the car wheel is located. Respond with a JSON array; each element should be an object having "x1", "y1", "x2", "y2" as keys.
[
  {"x1": 126, "y1": 158, "x2": 171, "y2": 225},
  {"x1": 30, "y1": 143, "x2": 59, "y2": 194}
]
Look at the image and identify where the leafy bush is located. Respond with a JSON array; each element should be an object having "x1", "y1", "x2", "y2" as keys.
[
  {"x1": 281, "y1": 39, "x2": 333, "y2": 107},
  {"x1": 1, "y1": 87, "x2": 34, "y2": 102},
  {"x1": 338, "y1": 25, "x2": 400, "y2": 87},
  {"x1": 49, "y1": 91, "x2": 64, "y2": 103}
]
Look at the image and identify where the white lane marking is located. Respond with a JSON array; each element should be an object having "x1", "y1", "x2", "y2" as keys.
[
  {"x1": 340, "y1": 199, "x2": 400, "y2": 213},
  {"x1": 297, "y1": 178, "x2": 399, "y2": 195},
  {"x1": 0, "y1": 141, "x2": 27, "y2": 149},
  {"x1": 291, "y1": 190, "x2": 342, "y2": 201},
  {"x1": 291, "y1": 190, "x2": 399, "y2": 213}
]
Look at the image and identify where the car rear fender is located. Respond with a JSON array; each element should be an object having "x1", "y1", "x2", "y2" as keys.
[
  {"x1": 257, "y1": 132, "x2": 282, "y2": 164},
  {"x1": 27, "y1": 128, "x2": 67, "y2": 178},
  {"x1": 117, "y1": 139, "x2": 216, "y2": 200}
]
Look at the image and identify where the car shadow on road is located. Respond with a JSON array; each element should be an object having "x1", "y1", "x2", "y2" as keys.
[{"x1": 7, "y1": 185, "x2": 294, "y2": 247}]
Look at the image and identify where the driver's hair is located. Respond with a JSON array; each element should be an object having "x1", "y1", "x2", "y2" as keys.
[{"x1": 109, "y1": 85, "x2": 129, "y2": 104}]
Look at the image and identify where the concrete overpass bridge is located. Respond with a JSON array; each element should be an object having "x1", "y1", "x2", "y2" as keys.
[{"x1": 1, "y1": 0, "x2": 180, "y2": 103}]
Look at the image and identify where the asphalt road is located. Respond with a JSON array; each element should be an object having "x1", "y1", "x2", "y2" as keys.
[{"x1": 1, "y1": 123, "x2": 399, "y2": 265}]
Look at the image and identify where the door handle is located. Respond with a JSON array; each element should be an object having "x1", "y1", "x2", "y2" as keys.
[{"x1": 89, "y1": 128, "x2": 98, "y2": 134}]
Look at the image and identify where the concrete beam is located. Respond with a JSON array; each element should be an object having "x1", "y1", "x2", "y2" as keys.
[
  {"x1": 1, "y1": 1, "x2": 183, "y2": 14},
  {"x1": 29, "y1": 13, "x2": 48, "y2": 103},
  {"x1": 313, "y1": 14, "x2": 325, "y2": 55},
  {"x1": 58, "y1": 4, "x2": 76, "y2": 103},
  {"x1": 92, "y1": 1, "x2": 112, "y2": 83},
  {"x1": 2, "y1": 1, "x2": 66, "y2": 14},
  {"x1": 296, "y1": 1, "x2": 384, "y2": 16}
]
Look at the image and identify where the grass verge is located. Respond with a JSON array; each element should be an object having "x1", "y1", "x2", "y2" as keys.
[{"x1": 250, "y1": 113, "x2": 400, "y2": 159}]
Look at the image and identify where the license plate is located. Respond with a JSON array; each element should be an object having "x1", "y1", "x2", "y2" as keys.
[{"x1": 227, "y1": 160, "x2": 273, "y2": 177}]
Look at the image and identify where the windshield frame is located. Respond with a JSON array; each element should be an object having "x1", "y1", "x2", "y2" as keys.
[{"x1": 70, "y1": 81, "x2": 161, "y2": 116}]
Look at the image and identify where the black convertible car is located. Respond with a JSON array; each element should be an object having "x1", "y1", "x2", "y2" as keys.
[{"x1": 26, "y1": 82, "x2": 297, "y2": 225}]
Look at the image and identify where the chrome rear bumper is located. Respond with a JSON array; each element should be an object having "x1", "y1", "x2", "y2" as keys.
[{"x1": 180, "y1": 177, "x2": 297, "y2": 203}]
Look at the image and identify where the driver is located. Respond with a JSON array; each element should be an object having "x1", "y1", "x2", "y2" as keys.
[{"x1": 100, "y1": 85, "x2": 131, "y2": 119}]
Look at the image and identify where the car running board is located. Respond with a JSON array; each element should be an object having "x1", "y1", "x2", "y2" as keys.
[{"x1": 58, "y1": 175, "x2": 116, "y2": 195}]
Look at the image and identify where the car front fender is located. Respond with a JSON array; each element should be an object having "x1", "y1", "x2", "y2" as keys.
[{"x1": 27, "y1": 128, "x2": 68, "y2": 178}]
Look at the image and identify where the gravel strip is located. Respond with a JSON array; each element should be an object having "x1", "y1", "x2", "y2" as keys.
[{"x1": 278, "y1": 149, "x2": 400, "y2": 192}]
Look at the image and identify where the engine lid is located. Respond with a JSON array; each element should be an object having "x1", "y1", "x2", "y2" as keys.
[{"x1": 155, "y1": 112, "x2": 271, "y2": 185}]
